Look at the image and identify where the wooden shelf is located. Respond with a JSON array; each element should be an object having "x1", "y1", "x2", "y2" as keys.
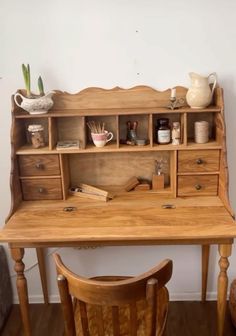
[
  {"x1": 16, "y1": 140, "x2": 222, "y2": 155},
  {"x1": 14, "y1": 106, "x2": 222, "y2": 118}
]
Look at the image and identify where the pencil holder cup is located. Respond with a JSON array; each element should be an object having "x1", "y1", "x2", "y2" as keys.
[{"x1": 91, "y1": 131, "x2": 113, "y2": 147}]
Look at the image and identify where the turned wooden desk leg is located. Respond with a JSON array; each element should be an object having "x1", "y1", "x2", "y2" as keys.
[
  {"x1": 11, "y1": 247, "x2": 32, "y2": 336},
  {"x1": 202, "y1": 244, "x2": 210, "y2": 302},
  {"x1": 217, "y1": 244, "x2": 232, "y2": 336},
  {"x1": 36, "y1": 248, "x2": 49, "y2": 305}
]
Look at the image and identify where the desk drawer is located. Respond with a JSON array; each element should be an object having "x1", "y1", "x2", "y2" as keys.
[
  {"x1": 177, "y1": 175, "x2": 218, "y2": 196},
  {"x1": 178, "y1": 150, "x2": 220, "y2": 173},
  {"x1": 19, "y1": 155, "x2": 60, "y2": 176},
  {"x1": 21, "y1": 178, "x2": 63, "y2": 200}
]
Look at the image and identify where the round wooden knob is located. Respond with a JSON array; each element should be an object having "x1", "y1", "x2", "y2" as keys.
[
  {"x1": 195, "y1": 184, "x2": 202, "y2": 191},
  {"x1": 37, "y1": 187, "x2": 45, "y2": 193},
  {"x1": 35, "y1": 162, "x2": 44, "y2": 169},
  {"x1": 196, "y1": 158, "x2": 203, "y2": 165}
]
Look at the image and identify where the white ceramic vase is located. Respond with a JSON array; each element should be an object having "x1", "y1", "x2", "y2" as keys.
[
  {"x1": 186, "y1": 72, "x2": 217, "y2": 109},
  {"x1": 14, "y1": 91, "x2": 55, "y2": 114}
]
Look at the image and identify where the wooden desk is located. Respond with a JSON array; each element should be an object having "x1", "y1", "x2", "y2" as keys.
[
  {"x1": 1, "y1": 85, "x2": 236, "y2": 336},
  {"x1": 0, "y1": 193, "x2": 236, "y2": 336}
]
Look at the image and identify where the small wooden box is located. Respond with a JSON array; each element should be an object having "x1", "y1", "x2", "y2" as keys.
[{"x1": 152, "y1": 174, "x2": 164, "y2": 190}]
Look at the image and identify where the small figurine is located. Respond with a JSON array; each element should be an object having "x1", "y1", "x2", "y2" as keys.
[{"x1": 127, "y1": 121, "x2": 138, "y2": 144}]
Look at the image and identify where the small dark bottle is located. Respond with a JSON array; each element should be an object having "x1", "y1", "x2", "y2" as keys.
[{"x1": 156, "y1": 118, "x2": 171, "y2": 144}]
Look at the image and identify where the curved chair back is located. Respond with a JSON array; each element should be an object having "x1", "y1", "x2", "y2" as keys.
[{"x1": 54, "y1": 253, "x2": 172, "y2": 336}]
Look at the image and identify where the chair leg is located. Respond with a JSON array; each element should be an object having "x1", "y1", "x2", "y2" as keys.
[{"x1": 57, "y1": 274, "x2": 76, "y2": 336}]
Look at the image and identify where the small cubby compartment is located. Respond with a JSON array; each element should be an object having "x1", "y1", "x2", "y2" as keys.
[
  {"x1": 15, "y1": 117, "x2": 49, "y2": 150},
  {"x1": 67, "y1": 151, "x2": 172, "y2": 195},
  {"x1": 85, "y1": 115, "x2": 118, "y2": 149},
  {"x1": 119, "y1": 114, "x2": 150, "y2": 147},
  {"x1": 152, "y1": 112, "x2": 184, "y2": 146},
  {"x1": 50, "y1": 116, "x2": 85, "y2": 150},
  {"x1": 187, "y1": 112, "x2": 218, "y2": 146}
]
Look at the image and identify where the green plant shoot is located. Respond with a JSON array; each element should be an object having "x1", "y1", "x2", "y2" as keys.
[
  {"x1": 38, "y1": 76, "x2": 45, "y2": 96},
  {"x1": 22, "y1": 63, "x2": 31, "y2": 97}
]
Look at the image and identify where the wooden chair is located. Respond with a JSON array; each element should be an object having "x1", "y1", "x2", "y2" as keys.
[{"x1": 53, "y1": 253, "x2": 173, "y2": 336}]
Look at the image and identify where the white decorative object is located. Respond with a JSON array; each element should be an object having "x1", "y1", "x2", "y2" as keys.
[
  {"x1": 14, "y1": 91, "x2": 55, "y2": 115},
  {"x1": 171, "y1": 88, "x2": 176, "y2": 99},
  {"x1": 186, "y1": 72, "x2": 217, "y2": 109},
  {"x1": 194, "y1": 121, "x2": 209, "y2": 144}
]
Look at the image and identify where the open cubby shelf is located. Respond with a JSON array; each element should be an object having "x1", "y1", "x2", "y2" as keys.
[{"x1": 11, "y1": 86, "x2": 225, "y2": 201}]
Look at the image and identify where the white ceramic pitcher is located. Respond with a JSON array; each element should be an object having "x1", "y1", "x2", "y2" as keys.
[{"x1": 186, "y1": 72, "x2": 217, "y2": 109}]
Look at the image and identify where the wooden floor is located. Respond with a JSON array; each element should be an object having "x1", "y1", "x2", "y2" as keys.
[{"x1": 1, "y1": 302, "x2": 235, "y2": 336}]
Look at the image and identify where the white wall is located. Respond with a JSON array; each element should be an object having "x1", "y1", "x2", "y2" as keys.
[{"x1": 1, "y1": 0, "x2": 236, "y2": 303}]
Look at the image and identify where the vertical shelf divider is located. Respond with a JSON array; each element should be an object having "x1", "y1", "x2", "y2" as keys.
[
  {"x1": 48, "y1": 117, "x2": 57, "y2": 150},
  {"x1": 116, "y1": 115, "x2": 120, "y2": 148},
  {"x1": 81, "y1": 116, "x2": 86, "y2": 149},
  {"x1": 182, "y1": 112, "x2": 187, "y2": 146},
  {"x1": 170, "y1": 150, "x2": 178, "y2": 198},
  {"x1": 59, "y1": 154, "x2": 70, "y2": 200},
  {"x1": 149, "y1": 114, "x2": 153, "y2": 147}
]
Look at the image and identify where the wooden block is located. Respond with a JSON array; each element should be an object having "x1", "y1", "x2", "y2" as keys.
[
  {"x1": 69, "y1": 184, "x2": 114, "y2": 202},
  {"x1": 124, "y1": 176, "x2": 140, "y2": 191},
  {"x1": 152, "y1": 174, "x2": 164, "y2": 190},
  {"x1": 134, "y1": 183, "x2": 150, "y2": 191}
]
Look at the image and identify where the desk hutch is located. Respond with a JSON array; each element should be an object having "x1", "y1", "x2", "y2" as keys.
[{"x1": 1, "y1": 85, "x2": 236, "y2": 336}]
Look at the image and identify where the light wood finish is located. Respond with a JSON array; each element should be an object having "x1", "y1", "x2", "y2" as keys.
[
  {"x1": 134, "y1": 183, "x2": 150, "y2": 191},
  {"x1": 202, "y1": 245, "x2": 210, "y2": 302},
  {"x1": 54, "y1": 253, "x2": 172, "y2": 336},
  {"x1": 124, "y1": 176, "x2": 140, "y2": 191},
  {"x1": 10, "y1": 248, "x2": 31, "y2": 336},
  {"x1": 152, "y1": 174, "x2": 164, "y2": 190},
  {"x1": 36, "y1": 248, "x2": 49, "y2": 305},
  {"x1": 178, "y1": 150, "x2": 220, "y2": 173},
  {"x1": 18, "y1": 154, "x2": 60, "y2": 176},
  {"x1": 21, "y1": 178, "x2": 62, "y2": 200},
  {"x1": 177, "y1": 175, "x2": 218, "y2": 196},
  {"x1": 217, "y1": 244, "x2": 232, "y2": 336},
  {"x1": 1, "y1": 85, "x2": 235, "y2": 336},
  {"x1": 1, "y1": 195, "x2": 235, "y2": 246}
]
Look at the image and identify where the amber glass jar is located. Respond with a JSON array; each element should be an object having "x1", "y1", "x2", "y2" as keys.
[{"x1": 156, "y1": 118, "x2": 171, "y2": 144}]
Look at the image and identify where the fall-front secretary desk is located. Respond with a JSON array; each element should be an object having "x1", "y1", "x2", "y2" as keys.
[{"x1": 0, "y1": 85, "x2": 235, "y2": 336}]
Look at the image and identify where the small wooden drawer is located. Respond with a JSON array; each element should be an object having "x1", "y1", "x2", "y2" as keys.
[
  {"x1": 19, "y1": 155, "x2": 60, "y2": 176},
  {"x1": 21, "y1": 178, "x2": 63, "y2": 200},
  {"x1": 178, "y1": 150, "x2": 220, "y2": 173},
  {"x1": 177, "y1": 175, "x2": 218, "y2": 196}
]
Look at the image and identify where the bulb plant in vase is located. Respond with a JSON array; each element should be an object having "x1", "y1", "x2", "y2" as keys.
[{"x1": 14, "y1": 63, "x2": 54, "y2": 115}]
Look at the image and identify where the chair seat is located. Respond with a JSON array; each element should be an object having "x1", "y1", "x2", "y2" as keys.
[{"x1": 74, "y1": 278, "x2": 169, "y2": 336}]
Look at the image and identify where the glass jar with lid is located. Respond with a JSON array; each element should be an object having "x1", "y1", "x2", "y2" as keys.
[
  {"x1": 28, "y1": 124, "x2": 45, "y2": 148},
  {"x1": 156, "y1": 118, "x2": 171, "y2": 144}
]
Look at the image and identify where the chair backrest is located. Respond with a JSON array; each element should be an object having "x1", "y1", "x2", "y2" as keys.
[{"x1": 54, "y1": 253, "x2": 172, "y2": 336}]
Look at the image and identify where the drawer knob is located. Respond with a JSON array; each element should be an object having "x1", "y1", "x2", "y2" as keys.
[
  {"x1": 196, "y1": 158, "x2": 203, "y2": 165},
  {"x1": 35, "y1": 162, "x2": 44, "y2": 169},
  {"x1": 37, "y1": 187, "x2": 45, "y2": 193},
  {"x1": 195, "y1": 184, "x2": 202, "y2": 191}
]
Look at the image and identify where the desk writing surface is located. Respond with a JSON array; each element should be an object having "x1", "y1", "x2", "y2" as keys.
[{"x1": 1, "y1": 194, "x2": 236, "y2": 246}]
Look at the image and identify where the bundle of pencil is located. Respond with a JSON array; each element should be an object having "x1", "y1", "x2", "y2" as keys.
[{"x1": 87, "y1": 121, "x2": 105, "y2": 133}]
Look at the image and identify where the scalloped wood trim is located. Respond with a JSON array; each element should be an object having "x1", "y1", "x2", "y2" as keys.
[{"x1": 51, "y1": 85, "x2": 188, "y2": 110}]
